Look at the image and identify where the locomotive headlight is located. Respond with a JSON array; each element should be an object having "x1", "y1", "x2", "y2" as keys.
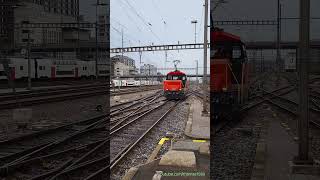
[
  {"x1": 222, "y1": 87, "x2": 227, "y2": 91},
  {"x1": 166, "y1": 89, "x2": 169, "y2": 90}
]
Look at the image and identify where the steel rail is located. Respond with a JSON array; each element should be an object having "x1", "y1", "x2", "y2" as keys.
[{"x1": 110, "y1": 100, "x2": 181, "y2": 170}]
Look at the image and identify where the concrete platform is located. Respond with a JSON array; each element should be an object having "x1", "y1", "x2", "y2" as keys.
[
  {"x1": 185, "y1": 98, "x2": 210, "y2": 140},
  {"x1": 251, "y1": 113, "x2": 320, "y2": 180},
  {"x1": 122, "y1": 139, "x2": 210, "y2": 180}
]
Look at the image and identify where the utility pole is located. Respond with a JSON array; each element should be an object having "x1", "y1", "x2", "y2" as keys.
[
  {"x1": 195, "y1": 60, "x2": 198, "y2": 85},
  {"x1": 139, "y1": 51, "x2": 142, "y2": 87},
  {"x1": 95, "y1": 0, "x2": 99, "y2": 78},
  {"x1": 253, "y1": 50, "x2": 256, "y2": 75},
  {"x1": 202, "y1": 0, "x2": 209, "y2": 115},
  {"x1": 191, "y1": 20, "x2": 198, "y2": 44},
  {"x1": 121, "y1": 29, "x2": 124, "y2": 61},
  {"x1": 295, "y1": 0, "x2": 311, "y2": 164},
  {"x1": 27, "y1": 29, "x2": 32, "y2": 90},
  {"x1": 276, "y1": 0, "x2": 281, "y2": 85},
  {"x1": 77, "y1": 0, "x2": 80, "y2": 59},
  {"x1": 164, "y1": 51, "x2": 170, "y2": 74}
]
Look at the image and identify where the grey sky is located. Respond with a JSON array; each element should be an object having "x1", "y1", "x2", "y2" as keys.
[
  {"x1": 78, "y1": 0, "x2": 320, "y2": 74},
  {"x1": 212, "y1": 0, "x2": 320, "y2": 42},
  {"x1": 110, "y1": 0, "x2": 208, "y2": 75}
]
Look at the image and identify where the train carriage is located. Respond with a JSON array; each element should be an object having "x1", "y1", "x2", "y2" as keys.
[
  {"x1": 0, "y1": 57, "x2": 109, "y2": 81},
  {"x1": 77, "y1": 60, "x2": 95, "y2": 78}
]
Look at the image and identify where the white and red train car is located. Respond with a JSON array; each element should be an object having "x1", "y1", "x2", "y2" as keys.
[{"x1": 0, "y1": 58, "x2": 108, "y2": 80}]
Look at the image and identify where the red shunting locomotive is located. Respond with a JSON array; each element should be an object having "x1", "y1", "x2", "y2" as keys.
[
  {"x1": 210, "y1": 28, "x2": 249, "y2": 123},
  {"x1": 163, "y1": 70, "x2": 188, "y2": 100}
]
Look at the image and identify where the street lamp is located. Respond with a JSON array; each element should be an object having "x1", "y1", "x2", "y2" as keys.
[{"x1": 191, "y1": 20, "x2": 198, "y2": 44}]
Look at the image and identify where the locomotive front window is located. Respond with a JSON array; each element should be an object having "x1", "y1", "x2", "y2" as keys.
[
  {"x1": 232, "y1": 47, "x2": 242, "y2": 59},
  {"x1": 166, "y1": 75, "x2": 186, "y2": 81}
]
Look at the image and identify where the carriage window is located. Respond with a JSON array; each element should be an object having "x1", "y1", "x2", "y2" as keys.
[{"x1": 56, "y1": 71, "x2": 74, "y2": 75}]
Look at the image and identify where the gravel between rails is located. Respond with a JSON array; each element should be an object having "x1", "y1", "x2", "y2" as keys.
[
  {"x1": 0, "y1": 95, "x2": 107, "y2": 141},
  {"x1": 110, "y1": 99, "x2": 190, "y2": 180},
  {"x1": 211, "y1": 104, "x2": 268, "y2": 180}
]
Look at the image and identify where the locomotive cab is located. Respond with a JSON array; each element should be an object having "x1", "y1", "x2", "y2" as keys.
[{"x1": 163, "y1": 70, "x2": 187, "y2": 100}]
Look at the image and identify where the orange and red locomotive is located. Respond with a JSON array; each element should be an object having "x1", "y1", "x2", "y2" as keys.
[
  {"x1": 210, "y1": 28, "x2": 249, "y2": 124},
  {"x1": 163, "y1": 70, "x2": 188, "y2": 100}
]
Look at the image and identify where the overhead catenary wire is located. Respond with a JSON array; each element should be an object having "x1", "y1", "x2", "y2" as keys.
[
  {"x1": 121, "y1": 0, "x2": 163, "y2": 44},
  {"x1": 151, "y1": 0, "x2": 167, "y2": 25},
  {"x1": 111, "y1": 26, "x2": 140, "y2": 44},
  {"x1": 116, "y1": 0, "x2": 144, "y2": 33},
  {"x1": 121, "y1": 0, "x2": 175, "y2": 69}
]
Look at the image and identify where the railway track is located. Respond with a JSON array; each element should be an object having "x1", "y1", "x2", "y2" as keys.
[
  {"x1": 261, "y1": 89, "x2": 320, "y2": 129},
  {"x1": 213, "y1": 85, "x2": 296, "y2": 134},
  {"x1": 243, "y1": 85, "x2": 296, "y2": 111},
  {"x1": 110, "y1": 96, "x2": 185, "y2": 174},
  {"x1": 0, "y1": 120, "x2": 107, "y2": 179},
  {"x1": 0, "y1": 85, "x2": 160, "y2": 110},
  {"x1": 0, "y1": 90, "x2": 164, "y2": 179},
  {"x1": 0, "y1": 114, "x2": 106, "y2": 168}
]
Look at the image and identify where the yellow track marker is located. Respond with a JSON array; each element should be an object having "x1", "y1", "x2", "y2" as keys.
[
  {"x1": 158, "y1": 138, "x2": 170, "y2": 145},
  {"x1": 193, "y1": 140, "x2": 206, "y2": 143}
]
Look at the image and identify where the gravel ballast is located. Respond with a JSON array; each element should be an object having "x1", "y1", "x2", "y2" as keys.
[
  {"x1": 210, "y1": 104, "x2": 268, "y2": 180},
  {"x1": 110, "y1": 98, "x2": 190, "y2": 180}
]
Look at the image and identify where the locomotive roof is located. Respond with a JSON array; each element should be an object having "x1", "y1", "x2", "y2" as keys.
[
  {"x1": 167, "y1": 70, "x2": 186, "y2": 76},
  {"x1": 211, "y1": 30, "x2": 241, "y2": 43}
]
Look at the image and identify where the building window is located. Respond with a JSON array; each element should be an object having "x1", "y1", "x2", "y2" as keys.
[
  {"x1": 20, "y1": 66, "x2": 23, "y2": 70},
  {"x1": 21, "y1": 20, "x2": 30, "y2": 24}
]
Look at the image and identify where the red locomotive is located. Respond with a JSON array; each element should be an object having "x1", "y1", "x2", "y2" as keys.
[
  {"x1": 163, "y1": 70, "x2": 188, "y2": 100},
  {"x1": 210, "y1": 28, "x2": 249, "y2": 124}
]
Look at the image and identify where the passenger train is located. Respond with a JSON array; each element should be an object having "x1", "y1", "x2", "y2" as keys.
[
  {"x1": 111, "y1": 79, "x2": 160, "y2": 87},
  {"x1": 0, "y1": 57, "x2": 109, "y2": 80}
]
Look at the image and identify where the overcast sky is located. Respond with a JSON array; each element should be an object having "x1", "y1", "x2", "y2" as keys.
[
  {"x1": 109, "y1": 0, "x2": 208, "y2": 75},
  {"x1": 78, "y1": 0, "x2": 320, "y2": 74},
  {"x1": 211, "y1": 0, "x2": 320, "y2": 42}
]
